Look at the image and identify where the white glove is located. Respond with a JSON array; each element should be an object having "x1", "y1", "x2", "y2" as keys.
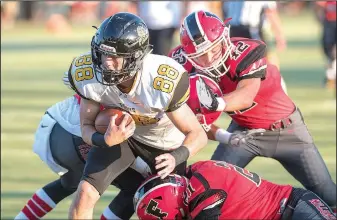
[
  {"x1": 229, "y1": 129, "x2": 266, "y2": 147},
  {"x1": 196, "y1": 77, "x2": 226, "y2": 111}
]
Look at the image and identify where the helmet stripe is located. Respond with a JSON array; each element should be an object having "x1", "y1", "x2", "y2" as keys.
[
  {"x1": 183, "y1": 17, "x2": 194, "y2": 44},
  {"x1": 135, "y1": 175, "x2": 181, "y2": 211},
  {"x1": 195, "y1": 11, "x2": 208, "y2": 42},
  {"x1": 184, "y1": 12, "x2": 204, "y2": 45},
  {"x1": 135, "y1": 183, "x2": 177, "y2": 212}
]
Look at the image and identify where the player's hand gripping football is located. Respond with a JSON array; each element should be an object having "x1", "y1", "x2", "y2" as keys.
[
  {"x1": 229, "y1": 129, "x2": 266, "y2": 147},
  {"x1": 196, "y1": 77, "x2": 224, "y2": 111},
  {"x1": 155, "y1": 153, "x2": 176, "y2": 179},
  {"x1": 104, "y1": 113, "x2": 136, "y2": 146}
]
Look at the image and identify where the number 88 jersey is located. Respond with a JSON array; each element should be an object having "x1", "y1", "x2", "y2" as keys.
[{"x1": 66, "y1": 51, "x2": 190, "y2": 150}]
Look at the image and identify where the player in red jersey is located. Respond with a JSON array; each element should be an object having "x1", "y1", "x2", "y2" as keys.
[
  {"x1": 135, "y1": 160, "x2": 336, "y2": 220},
  {"x1": 168, "y1": 10, "x2": 336, "y2": 210}
]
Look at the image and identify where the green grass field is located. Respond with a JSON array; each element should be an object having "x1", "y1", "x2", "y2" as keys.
[{"x1": 1, "y1": 11, "x2": 336, "y2": 219}]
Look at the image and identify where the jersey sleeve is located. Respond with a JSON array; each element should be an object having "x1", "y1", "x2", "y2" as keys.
[
  {"x1": 66, "y1": 53, "x2": 104, "y2": 102},
  {"x1": 165, "y1": 71, "x2": 190, "y2": 112},
  {"x1": 232, "y1": 40, "x2": 268, "y2": 81},
  {"x1": 65, "y1": 57, "x2": 91, "y2": 100},
  {"x1": 186, "y1": 172, "x2": 227, "y2": 220},
  {"x1": 161, "y1": 56, "x2": 191, "y2": 112}
]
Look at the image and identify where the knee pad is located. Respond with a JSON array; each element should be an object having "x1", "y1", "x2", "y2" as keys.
[
  {"x1": 60, "y1": 171, "x2": 82, "y2": 191},
  {"x1": 43, "y1": 179, "x2": 76, "y2": 204}
]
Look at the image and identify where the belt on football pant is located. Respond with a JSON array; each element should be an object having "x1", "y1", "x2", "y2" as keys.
[{"x1": 270, "y1": 107, "x2": 302, "y2": 131}]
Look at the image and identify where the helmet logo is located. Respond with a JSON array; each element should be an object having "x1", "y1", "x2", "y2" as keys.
[
  {"x1": 145, "y1": 199, "x2": 168, "y2": 219},
  {"x1": 100, "y1": 44, "x2": 116, "y2": 53},
  {"x1": 137, "y1": 25, "x2": 148, "y2": 46},
  {"x1": 204, "y1": 11, "x2": 223, "y2": 23}
]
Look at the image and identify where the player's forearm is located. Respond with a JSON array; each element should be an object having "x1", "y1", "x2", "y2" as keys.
[
  {"x1": 79, "y1": 99, "x2": 102, "y2": 146},
  {"x1": 222, "y1": 87, "x2": 255, "y2": 111},
  {"x1": 207, "y1": 124, "x2": 220, "y2": 141},
  {"x1": 81, "y1": 124, "x2": 97, "y2": 146},
  {"x1": 208, "y1": 124, "x2": 232, "y2": 144},
  {"x1": 221, "y1": 78, "x2": 260, "y2": 112},
  {"x1": 182, "y1": 127, "x2": 208, "y2": 157}
]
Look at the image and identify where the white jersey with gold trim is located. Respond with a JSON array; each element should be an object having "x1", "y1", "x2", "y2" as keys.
[{"x1": 67, "y1": 52, "x2": 190, "y2": 150}]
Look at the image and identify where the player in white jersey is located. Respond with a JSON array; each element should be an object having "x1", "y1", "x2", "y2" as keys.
[
  {"x1": 15, "y1": 95, "x2": 152, "y2": 220},
  {"x1": 66, "y1": 13, "x2": 207, "y2": 219}
]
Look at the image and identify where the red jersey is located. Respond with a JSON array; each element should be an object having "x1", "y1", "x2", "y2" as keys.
[
  {"x1": 168, "y1": 38, "x2": 295, "y2": 129},
  {"x1": 184, "y1": 160, "x2": 293, "y2": 220}
]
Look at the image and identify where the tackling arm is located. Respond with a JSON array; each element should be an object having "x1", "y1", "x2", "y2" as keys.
[
  {"x1": 166, "y1": 104, "x2": 208, "y2": 157},
  {"x1": 165, "y1": 71, "x2": 208, "y2": 158},
  {"x1": 197, "y1": 41, "x2": 266, "y2": 113},
  {"x1": 221, "y1": 78, "x2": 261, "y2": 112},
  {"x1": 221, "y1": 42, "x2": 266, "y2": 112}
]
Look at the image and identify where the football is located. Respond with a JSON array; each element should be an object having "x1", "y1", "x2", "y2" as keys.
[{"x1": 95, "y1": 108, "x2": 133, "y2": 134}]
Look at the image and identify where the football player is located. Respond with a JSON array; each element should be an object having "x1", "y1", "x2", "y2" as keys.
[
  {"x1": 66, "y1": 12, "x2": 207, "y2": 219},
  {"x1": 168, "y1": 10, "x2": 336, "y2": 210},
  {"x1": 314, "y1": 1, "x2": 336, "y2": 89},
  {"x1": 15, "y1": 94, "x2": 151, "y2": 220},
  {"x1": 135, "y1": 160, "x2": 336, "y2": 220}
]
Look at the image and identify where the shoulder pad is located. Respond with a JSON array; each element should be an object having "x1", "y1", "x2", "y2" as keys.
[
  {"x1": 227, "y1": 38, "x2": 267, "y2": 80},
  {"x1": 141, "y1": 54, "x2": 190, "y2": 111},
  {"x1": 68, "y1": 52, "x2": 106, "y2": 101},
  {"x1": 168, "y1": 45, "x2": 195, "y2": 73}
]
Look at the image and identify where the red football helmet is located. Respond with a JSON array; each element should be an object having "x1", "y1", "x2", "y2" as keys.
[
  {"x1": 134, "y1": 174, "x2": 188, "y2": 220},
  {"x1": 180, "y1": 10, "x2": 233, "y2": 78},
  {"x1": 187, "y1": 73, "x2": 223, "y2": 132}
]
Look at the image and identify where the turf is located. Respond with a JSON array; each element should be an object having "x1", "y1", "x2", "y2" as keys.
[{"x1": 1, "y1": 10, "x2": 336, "y2": 219}]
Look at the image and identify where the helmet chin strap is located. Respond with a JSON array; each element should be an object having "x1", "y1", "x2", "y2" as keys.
[{"x1": 116, "y1": 72, "x2": 138, "y2": 93}]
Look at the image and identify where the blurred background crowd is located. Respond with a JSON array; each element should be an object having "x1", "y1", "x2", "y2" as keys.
[{"x1": 1, "y1": 1, "x2": 336, "y2": 88}]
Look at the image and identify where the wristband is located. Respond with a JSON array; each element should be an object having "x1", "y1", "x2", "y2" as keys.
[
  {"x1": 215, "y1": 129, "x2": 232, "y2": 144},
  {"x1": 91, "y1": 132, "x2": 110, "y2": 148},
  {"x1": 216, "y1": 97, "x2": 226, "y2": 111},
  {"x1": 170, "y1": 146, "x2": 190, "y2": 166}
]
